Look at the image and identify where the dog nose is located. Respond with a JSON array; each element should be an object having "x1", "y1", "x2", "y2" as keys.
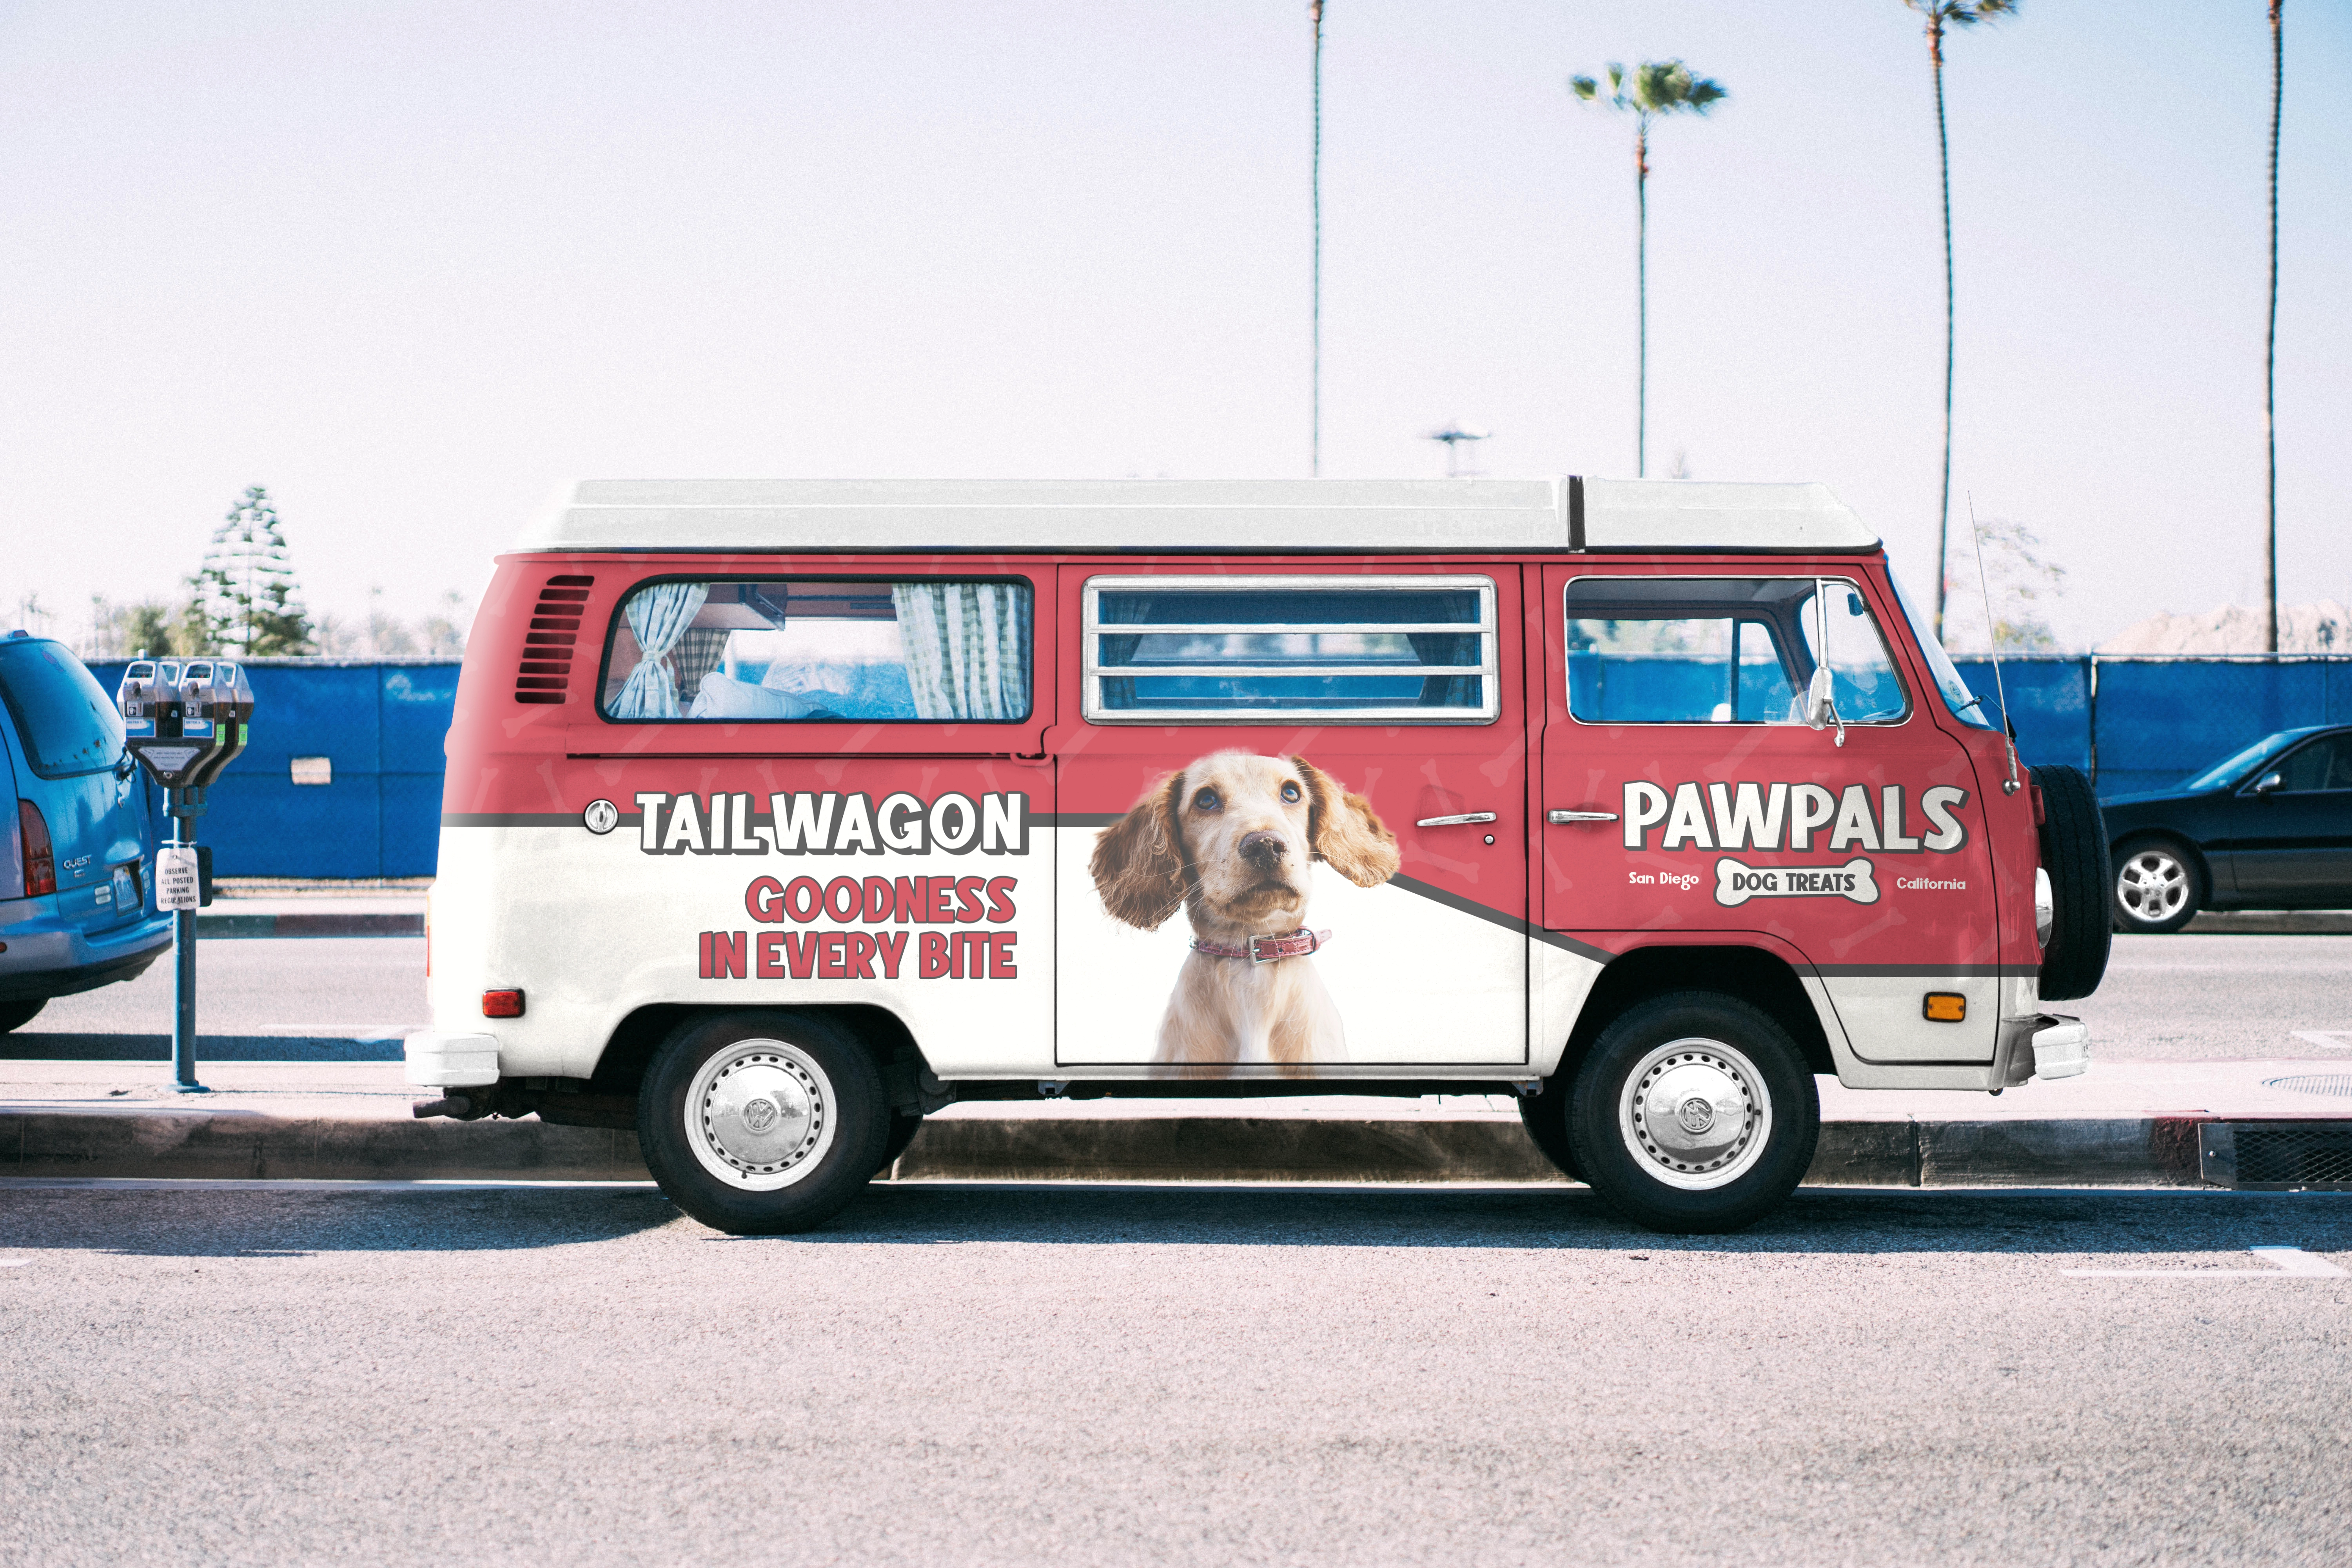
[{"x1": 1240, "y1": 831, "x2": 1288, "y2": 867}]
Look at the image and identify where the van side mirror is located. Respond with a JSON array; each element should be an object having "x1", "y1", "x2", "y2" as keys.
[
  {"x1": 2252, "y1": 771, "x2": 2283, "y2": 796},
  {"x1": 1804, "y1": 667, "x2": 1845, "y2": 747}
]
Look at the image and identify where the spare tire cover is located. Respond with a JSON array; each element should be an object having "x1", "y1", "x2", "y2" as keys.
[{"x1": 2033, "y1": 764, "x2": 2112, "y2": 1002}]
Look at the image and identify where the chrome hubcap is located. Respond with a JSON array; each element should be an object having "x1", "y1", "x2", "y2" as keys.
[
  {"x1": 684, "y1": 1040, "x2": 834, "y2": 1190},
  {"x1": 2116, "y1": 850, "x2": 2189, "y2": 924},
  {"x1": 1619, "y1": 1038, "x2": 1772, "y2": 1191}
]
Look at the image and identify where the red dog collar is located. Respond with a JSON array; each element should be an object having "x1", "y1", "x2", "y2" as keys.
[{"x1": 1191, "y1": 928, "x2": 1332, "y2": 965}]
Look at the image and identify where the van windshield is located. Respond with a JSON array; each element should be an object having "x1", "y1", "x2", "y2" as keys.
[
  {"x1": 0, "y1": 638, "x2": 125, "y2": 778},
  {"x1": 1888, "y1": 574, "x2": 2000, "y2": 731}
]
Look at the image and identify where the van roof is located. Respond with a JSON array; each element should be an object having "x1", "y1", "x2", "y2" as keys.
[{"x1": 516, "y1": 477, "x2": 1880, "y2": 555}]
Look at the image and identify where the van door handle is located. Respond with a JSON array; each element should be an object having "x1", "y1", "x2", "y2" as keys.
[
  {"x1": 1417, "y1": 812, "x2": 1497, "y2": 827},
  {"x1": 1548, "y1": 810, "x2": 1620, "y2": 824}
]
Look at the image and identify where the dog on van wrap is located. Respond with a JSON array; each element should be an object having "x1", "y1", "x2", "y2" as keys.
[{"x1": 1089, "y1": 751, "x2": 1401, "y2": 1067}]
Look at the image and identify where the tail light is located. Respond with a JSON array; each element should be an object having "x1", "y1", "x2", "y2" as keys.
[{"x1": 18, "y1": 801, "x2": 54, "y2": 897}]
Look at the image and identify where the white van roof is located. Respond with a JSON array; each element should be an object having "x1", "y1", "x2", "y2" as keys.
[{"x1": 516, "y1": 477, "x2": 1879, "y2": 555}]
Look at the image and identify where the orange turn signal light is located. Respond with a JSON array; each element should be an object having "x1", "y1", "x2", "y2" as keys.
[
  {"x1": 482, "y1": 988, "x2": 525, "y2": 1019},
  {"x1": 1922, "y1": 993, "x2": 1967, "y2": 1023}
]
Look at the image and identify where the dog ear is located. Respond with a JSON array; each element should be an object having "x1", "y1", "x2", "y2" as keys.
[
  {"x1": 1090, "y1": 772, "x2": 1191, "y2": 929},
  {"x1": 1292, "y1": 757, "x2": 1401, "y2": 888}
]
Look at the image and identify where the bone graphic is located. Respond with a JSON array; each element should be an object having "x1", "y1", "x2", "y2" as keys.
[{"x1": 1713, "y1": 856, "x2": 1879, "y2": 907}]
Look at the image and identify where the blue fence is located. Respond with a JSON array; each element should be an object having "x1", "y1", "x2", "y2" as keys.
[
  {"x1": 1952, "y1": 656, "x2": 2352, "y2": 797},
  {"x1": 76, "y1": 655, "x2": 2352, "y2": 877},
  {"x1": 88, "y1": 659, "x2": 460, "y2": 879}
]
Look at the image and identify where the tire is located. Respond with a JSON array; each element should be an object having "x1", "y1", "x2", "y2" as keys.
[
  {"x1": 0, "y1": 998, "x2": 46, "y2": 1034},
  {"x1": 1516, "y1": 1080, "x2": 1583, "y2": 1182},
  {"x1": 1567, "y1": 992, "x2": 1819, "y2": 1235},
  {"x1": 2111, "y1": 834, "x2": 2201, "y2": 937},
  {"x1": 637, "y1": 1011, "x2": 890, "y2": 1236},
  {"x1": 2034, "y1": 765, "x2": 2114, "y2": 998},
  {"x1": 874, "y1": 1110, "x2": 925, "y2": 1177}
]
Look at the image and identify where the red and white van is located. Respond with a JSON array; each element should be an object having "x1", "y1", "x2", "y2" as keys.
[{"x1": 410, "y1": 478, "x2": 2110, "y2": 1234}]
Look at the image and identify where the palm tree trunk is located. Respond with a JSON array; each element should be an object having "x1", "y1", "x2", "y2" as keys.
[
  {"x1": 1310, "y1": 0, "x2": 1324, "y2": 479},
  {"x1": 2266, "y1": 0, "x2": 2283, "y2": 654},
  {"x1": 1931, "y1": 22, "x2": 1953, "y2": 641},
  {"x1": 1636, "y1": 122, "x2": 1648, "y2": 479}
]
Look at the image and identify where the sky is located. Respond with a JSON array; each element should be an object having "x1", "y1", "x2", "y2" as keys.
[{"x1": 1, "y1": 0, "x2": 2344, "y2": 652}]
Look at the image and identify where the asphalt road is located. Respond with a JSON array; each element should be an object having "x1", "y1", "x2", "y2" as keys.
[
  {"x1": 7, "y1": 937, "x2": 425, "y2": 1057},
  {"x1": 3, "y1": 1182, "x2": 2348, "y2": 1567},
  {"x1": 9, "y1": 932, "x2": 2347, "y2": 1063},
  {"x1": 2089, "y1": 935, "x2": 2352, "y2": 1060}
]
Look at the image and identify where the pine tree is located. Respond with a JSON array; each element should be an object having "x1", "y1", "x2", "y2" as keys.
[{"x1": 187, "y1": 485, "x2": 313, "y2": 657}]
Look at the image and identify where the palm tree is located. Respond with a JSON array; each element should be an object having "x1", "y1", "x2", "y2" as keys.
[
  {"x1": 1310, "y1": 0, "x2": 1326, "y2": 478},
  {"x1": 2265, "y1": 0, "x2": 2284, "y2": 653},
  {"x1": 1571, "y1": 61, "x2": 1727, "y2": 479},
  {"x1": 1903, "y1": 0, "x2": 2017, "y2": 639}
]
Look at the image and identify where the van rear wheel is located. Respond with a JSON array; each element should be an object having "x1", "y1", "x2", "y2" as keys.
[
  {"x1": 638, "y1": 1012, "x2": 889, "y2": 1235},
  {"x1": 1568, "y1": 992, "x2": 1818, "y2": 1235}
]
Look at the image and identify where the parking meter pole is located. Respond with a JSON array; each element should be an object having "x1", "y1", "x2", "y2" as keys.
[{"x1": 168, "y1": 786, "x2": 207, "y2": 1095}]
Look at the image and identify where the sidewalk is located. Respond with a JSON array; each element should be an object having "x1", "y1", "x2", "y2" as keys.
[{"x1": 3, "y1": 1057, "x2": 2346, "y2": 1189}]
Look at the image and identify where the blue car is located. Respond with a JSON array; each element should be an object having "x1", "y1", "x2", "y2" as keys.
[
  {"x1": 0, "y1": 631, "x2": 173, "y2": 1032},
  {"x1": 2103, "y1": 724, "x2": 2352, "y2": 933}
]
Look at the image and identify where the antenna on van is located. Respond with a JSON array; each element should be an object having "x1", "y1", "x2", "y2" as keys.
[{"x1": 1967, "y1": 493, "x2": 2023, "y2": 796}]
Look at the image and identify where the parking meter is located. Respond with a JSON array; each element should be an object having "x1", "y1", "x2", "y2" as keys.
[
  {"x1": 118, "y1": 659, "x2": 251, "y2": 789},
  {"x1": 116, "y1": 659, "x2": 256, "y2": 1093}
]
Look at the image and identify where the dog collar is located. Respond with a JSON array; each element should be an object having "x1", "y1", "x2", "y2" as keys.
[{"x1": 1191, "y1": 928, "x2": 1331, "y2": 965}]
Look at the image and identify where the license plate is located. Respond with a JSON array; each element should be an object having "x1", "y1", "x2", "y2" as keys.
[{"x1": 112, "y1": 863, "x2": 139, "y2": 915}]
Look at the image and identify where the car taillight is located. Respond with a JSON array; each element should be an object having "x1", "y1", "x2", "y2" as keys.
[{"x1": 18, "y1": 801, "x2": 54, "y2": 897}]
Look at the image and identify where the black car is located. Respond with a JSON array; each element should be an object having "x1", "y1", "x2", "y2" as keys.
[{"x1": 2102, "y1": 724, "x2": 2352, "y2": 932}]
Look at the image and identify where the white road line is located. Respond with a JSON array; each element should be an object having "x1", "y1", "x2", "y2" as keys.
[
  {"x1": 0, "y1": 1259, "x2": 29, "y2": 1268},
  {"x1": 2290, "y1": 1030, "x2": 2352, "y2": 1051},
  {"x1": 2066, "y1": 1246, "x2": 2349, "y2": 1279}
]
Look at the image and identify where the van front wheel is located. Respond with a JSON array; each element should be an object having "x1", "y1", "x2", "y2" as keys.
[
  {"x1": 1568, "y1": 993, "x2": 1819, "y2": 1235},
  {"x1": 638, "y1": 1012, "x2": 889, "y2": 1235}
]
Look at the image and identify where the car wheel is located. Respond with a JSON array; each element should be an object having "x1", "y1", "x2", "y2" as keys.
[
  {"x1": 2034, "y1": 764, "x2": 2113, "y2": 999},
  {"x1": 637, "y1": 1011, "x2": 890, "y2": 1235},
  {"x1": 874, "y1": 1110, "x2": 925, "y2": 1177},
  {"x1": 1567, "y1": 992, "x2": 1819, "y2": 1235},
  {"x1": 1516, "y1": 1078, "x2": 1583, "y2": 1182},
  {"x1": 0, "y1": 998, "x2": 46, "y2": 1034},
  {"x1": 2112, "y1": 837, "x2": 2201, "y2": 935}
]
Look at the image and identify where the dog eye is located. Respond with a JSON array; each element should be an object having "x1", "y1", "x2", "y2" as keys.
[
  {"x1": 1192, "y1": 789, "x2": 1221, "y2": 813},
  {"x1": 1281, "y1": 782, "x2": 1302, "y2": 803}
]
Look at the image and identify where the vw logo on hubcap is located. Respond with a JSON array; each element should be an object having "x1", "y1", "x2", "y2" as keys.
[
  {"x1": 1677, "y1": 1095, "x2": 1717, "y2": 1134},
  {"x1": 740, "y1": 1096, "x2": 780, "y2": 1134}
]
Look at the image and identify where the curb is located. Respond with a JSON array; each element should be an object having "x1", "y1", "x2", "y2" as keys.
[
  {"x1": 194, "y1": 912, "x2": 423, "y2": 938},
  {"x1": 2181, "y1": 910, "x2": 2352, "y2": 935},
  {"x1": 0, "y1": 1109, "x2": 2239, "y2": 1187}
]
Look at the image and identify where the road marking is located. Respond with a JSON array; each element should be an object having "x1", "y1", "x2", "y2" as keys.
[
  {"x1": 2291, "y1": 1030, "x2": 2352, "y2": 1051},
  {"x1": 2066, "y1": 1246, "x2": 2349, "y2": 1279},
  {"x1": 0, "y1": 1259, "x2": 29, "y2": 1268}
]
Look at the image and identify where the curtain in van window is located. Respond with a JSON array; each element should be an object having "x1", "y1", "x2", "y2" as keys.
[
  {"x1": 891, "y1": 583, "x2": 1030, "y2": 720},
  {"x1": 612, "y1": 582, "x2": 709, "y2": 719}
]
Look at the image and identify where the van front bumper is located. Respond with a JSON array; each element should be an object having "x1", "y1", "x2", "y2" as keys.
[
  {"x1": 1996, "y1": 1012, "x2": 2091, "y2": 1087},
  {"x1": 405, "y1": 1031, "x2": 501, "y2": 1087},
  {"x1": 0, "y1": 897, "x2": 173, "y2": 1002}
]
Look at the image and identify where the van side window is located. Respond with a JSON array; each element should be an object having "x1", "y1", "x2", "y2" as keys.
[
  {"x1": 599, "y1": 579, "x2": 1032, "y2": 722},
  {"x1": 1564, "y1": 576, "x2": 1907, "y2": 725},
  {"x1": 1082, "y1": 575, "x2": 1498, "y2": 724}
]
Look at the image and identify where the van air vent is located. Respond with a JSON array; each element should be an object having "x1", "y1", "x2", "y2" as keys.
[{"x1": 514, "y1": 575, "x2": 594, "y2": 705}]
